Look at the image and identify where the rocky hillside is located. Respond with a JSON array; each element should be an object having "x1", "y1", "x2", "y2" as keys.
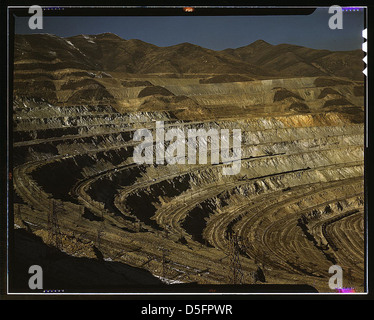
[
  {"x1": 221, "y1": 40, "x2": 364, "y2": 81},
  {"x1": 14, "y1": 33, "x2": 364, "y2": 80}
]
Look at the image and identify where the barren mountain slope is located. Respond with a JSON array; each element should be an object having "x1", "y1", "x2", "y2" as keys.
[
  {"x1": 221, "y1": 40, "x2": 364, "y2": 80},
  {"x1": 14, "y1": 33, "x2": 364, "y2": 80}
]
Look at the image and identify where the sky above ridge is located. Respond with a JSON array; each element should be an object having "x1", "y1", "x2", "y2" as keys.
[{"x1": 14, "y1": 7, "x2": 365, "y2": 51}]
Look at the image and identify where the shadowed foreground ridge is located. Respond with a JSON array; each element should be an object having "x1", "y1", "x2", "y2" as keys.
[{"x1": 12, "y1": 33, "x2": 365, "y2": 293}]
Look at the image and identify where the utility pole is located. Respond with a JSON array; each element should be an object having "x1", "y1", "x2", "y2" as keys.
[
  {"x1": 48, "y1": 199, "x2": 63, "y2": 250},
  {"x1": 159, "y1": 247, "x2": 170, "y2": 279},
  {"x1": 228, "y1": 232, "x2": 244, "y2": 285}
]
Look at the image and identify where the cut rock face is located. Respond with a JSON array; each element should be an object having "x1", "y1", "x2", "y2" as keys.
[{"x1": 11, "y1": 33, "x2": 365, "y2": 293}]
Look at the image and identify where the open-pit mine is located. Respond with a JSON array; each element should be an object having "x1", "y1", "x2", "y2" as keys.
[{"x1": 11, "y1": 33, "x2": 365, "y2": 293}]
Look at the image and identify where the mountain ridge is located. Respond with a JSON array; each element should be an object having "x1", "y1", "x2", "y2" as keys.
[{"x1": 14, "y1": 33, "x2": 364, "y2": 80}]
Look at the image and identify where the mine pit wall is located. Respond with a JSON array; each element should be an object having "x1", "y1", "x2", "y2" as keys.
[
  {"x1": 160, "y1": 77, "x2": 362, "y2": 107},
  {"x1": 162, "y1": 77, "x2": 319, "y2": 96},
  {"x1": 14, "y1": 76, "x2": 363, "y2": 120},
  {"x1": 30, "y1": 147, "x2": 134, "y2": 200},
  {"x1": 211, "y1": 180, "x2": 363, "y2": 264},
  {"x1": 14, "y1": 107, "x2": 363, "y2": 165},
  {"x1": 14, "y1": 103, "x2": 364, "y2": 221},
  {"x1": 14, "y1": 113, "x2": 173, "y2": 132},
  {"x1": 116, "y1": 145, "x2": 363, "y2": 233},
  {"x1": 11, "y1": 95, "x2": 365, "y2": 290}
]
